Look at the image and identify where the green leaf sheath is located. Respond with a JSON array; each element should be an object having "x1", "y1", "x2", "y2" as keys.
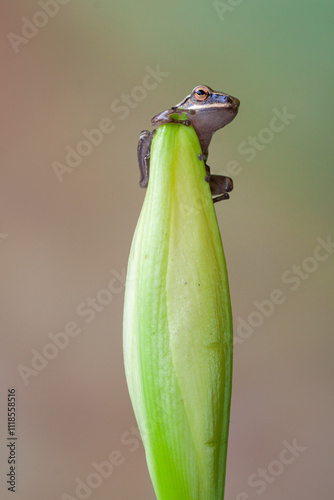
[{"x1": 123, "y1": 123, "x2": 233, "y2": 500}]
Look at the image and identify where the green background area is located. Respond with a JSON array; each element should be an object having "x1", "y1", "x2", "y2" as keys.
[{"x1": 1, "y1": 1, "x2": 333, "y2": 499}]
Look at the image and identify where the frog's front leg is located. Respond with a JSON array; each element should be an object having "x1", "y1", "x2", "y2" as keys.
[
  {"x1": 151, "y1": 108, "x2": 195, "y2": 128},
  {"x1": 137, "y1": 129, "x2": 156, "y2": 188}
]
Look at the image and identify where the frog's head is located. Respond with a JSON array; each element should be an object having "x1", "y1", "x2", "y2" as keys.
[{"x1": 175, "y1": 85, "x2": 240, "y2": 136}]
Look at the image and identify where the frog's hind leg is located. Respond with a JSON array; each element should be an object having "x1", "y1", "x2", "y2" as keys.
[
  {"x1": 208, "y1": 174, "x2": 233, "y2": 203},
  {"x1": 137, "y1": 130, "x2": 156, "y2": 188}
]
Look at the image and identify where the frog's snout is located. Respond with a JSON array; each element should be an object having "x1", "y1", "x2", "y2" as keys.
[{"x1": 229, "y1": 96, "x2": 240, "y2": 112}]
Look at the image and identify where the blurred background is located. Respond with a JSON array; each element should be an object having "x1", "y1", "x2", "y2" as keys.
[{"x1": 1, "y1": 1, "x2": 333, "y2": 499}]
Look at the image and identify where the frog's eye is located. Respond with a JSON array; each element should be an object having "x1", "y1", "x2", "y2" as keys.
[{"x1": 193, "y1": 86, "x2": 210, "y2": 101}]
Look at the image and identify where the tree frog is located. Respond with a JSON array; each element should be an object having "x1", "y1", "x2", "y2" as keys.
[{"x1": 137, "y1": 85, "x2": 240, "y2": 202}]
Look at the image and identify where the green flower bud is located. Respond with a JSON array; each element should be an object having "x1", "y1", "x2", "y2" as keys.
[{"x1": 123, "y1": 123, "x2": 233, "y2": 499}]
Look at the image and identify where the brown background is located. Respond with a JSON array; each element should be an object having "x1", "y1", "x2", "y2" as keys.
[{"x1": 1, "y1": 1, "x2": 333, "y2": 499}]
